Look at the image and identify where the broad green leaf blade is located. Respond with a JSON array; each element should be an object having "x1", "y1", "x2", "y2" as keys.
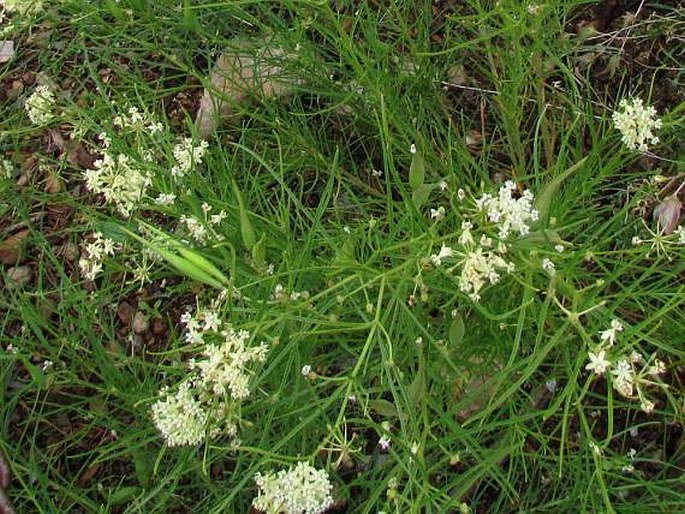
[
  {"x1": 448, "y1": 314, "x2": 465, "y2": 346},
  {"x1": 367, "y1": 399, "x2": 398, "y2": 418},
  {"x1": 252, "y1": 232, "x2": 267, "y2": 268},
  {"x1": 411, "y1": 183, "x2": 434, "y2": 210},
  {"x1": 409, "y1": 150, "x2": 425, "y2": 191}
]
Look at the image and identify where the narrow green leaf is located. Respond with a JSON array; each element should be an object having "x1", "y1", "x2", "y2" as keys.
[
  {"x1": 119, "y1": 224, "x2": 226, "y2": 289},
  {"x1": 232, "y1": 180, "x2": 256, "y2": 251},
  {"x1": 535, "y1": 157, "x2": 587, "y2": 223},
  {"x1": 409, "y1": 150, "x2": 425, "y2": 191},
  {"x1": 175, "y1": 246, "x2": 230, "y2": 285},
  {"x1": 154, "y1": 245, "x2": 225, "y2": 289}
]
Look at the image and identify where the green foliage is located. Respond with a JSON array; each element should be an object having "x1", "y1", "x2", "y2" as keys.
[{"x1": 1, "y1": 1, "x2": 684, "y2": 513}]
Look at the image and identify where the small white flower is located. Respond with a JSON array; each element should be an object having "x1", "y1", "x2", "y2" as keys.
[
  {"x1": 621, "y1": 463, "x2": 635, "y2": 473},
  {"x1": 541, "y1": 258, "x2": 555, "y2": 273},
  {"x1": 438, "y1": 179, "x2": 448, "y2": 192},
  {"x1": 589, "y1": 441, "x2": 603, "y2": 456},
  {"x1": 154, "y1": 193, "x2": 176, "y2": 206},
  {"x1": 545, "y1": 379, "x2": 558, "y2": 393},
  {"x1": 272, "y1": 283, "x2": 285, "y2": 301},
  {"x1": 585, "y1": 350, "x2": 610, "y2": 375},
  {"x1": 640, "y1": 399, "x2": 655, "y2": 414},
  {"x1": 612, "y1": 358, "x2": 635, "y2": 397},
  {"x1": 97, "y1": 132, "x2": 112, "y2": 148},
  {"x1": 648, "y1": 358, "x2": 666, "y2": 376},
  {"x1": 430, "y1": 244, "x2": 454, "y2": 266},
  {"x1": 458, "y1": 221, "x2": 474, "y2": 246},
  {"x1": 148, "y1": 121, "x2": 164, "y2": 134},
  {"x1": 599, "y1": 318, "x2": 624, "y2": 347},
  {"x1": 180, "y1": 215, "x2": 208, "y2": 244},
  {"x1": 301, "y1": 364, "x2": 312, "y2": 377},
  {"x1": 410, "y1": 143, "x2": 417, "y2": 154},
  {"x1": 210, "y1": 210, "x2": 227, "y2": 226},
  {"x1": 430, "y1": 206, "x2": 445, "y2": 221},
  {"x1": 554, "y1": 244, "x2": 564, "y2": 253},
  {"x1": 631, "y1": 236, "x2": 642, "y2": 246},
  {"x1": 170, "y1": 137, "x2": 209, "y2": 180},
  {"x1": 675, "y1": 226, "x2": 685, "y2": 244},
  {"x1": 410, "y1": 441, "x2": 420, "y2": 455},
  {"x1": 378, "y1": 435, "x2": 391, "y2": 451},
  {"x1": 457, "y1": 188, "x2": 466, "y2": 201}
]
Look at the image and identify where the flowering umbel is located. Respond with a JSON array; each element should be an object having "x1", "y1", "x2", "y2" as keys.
[
  {"x1": 253, "y1": 461, "x2": 334, "y2": 514},
  {"x1": 585, "y1": 318, "x2": 667, "y2": 414},
  {"x1": 612, "y1": 97, "x2": 662, "y2": 151},
  {"x1": 25, "y1": 84, "x2": 56, "y2": 125},
  {"x1": 151, "y1": 303, "x2": 269, "y2": 446}
]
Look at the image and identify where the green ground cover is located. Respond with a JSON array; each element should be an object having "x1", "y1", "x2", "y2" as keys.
[{"x1": 1, "y1": 1, "x2": 684, "y2": 512}]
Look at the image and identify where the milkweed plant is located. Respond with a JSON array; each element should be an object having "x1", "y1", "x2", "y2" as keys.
[{"x1": 3, "y1": 4, "x2": 683, "y2": 509}]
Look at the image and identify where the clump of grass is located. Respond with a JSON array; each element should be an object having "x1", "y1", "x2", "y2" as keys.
[{"x1": 1, "y1": 1, "x2": 684, "y2": 513}]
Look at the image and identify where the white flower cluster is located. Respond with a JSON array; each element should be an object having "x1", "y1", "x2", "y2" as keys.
[
  {"x1": 612, "y1": 97, "x2": 662, "y2": 152},
  {"x1": 25, "y1": 85, "x2": 56, "y2": 125},
  {"x1": 78, "y1": 232, "x2": 117, "y2": 281},
  {"x1": 253, "y1": 461, "x2": 334, "y2": 514},
  {"x1": 179, "y1": 204, "x2": 226, "y2": 245},
  {"x1": 190, "y1": 327, "x2": 269, "y2": 400},
  {"x1": 113, "y1": 106, "x2": 163, "y2": 133},
  {"x1": 585, "y1": 318, "x2": 667, "y2": 413},
  {"x1": 458, "y1": 246, "x2": 515, "y2": 302},
  {"x1": 151, "y1": 304, "x2": 268, "y2": 446},
  {"x1": 434, "y1": 181, "x2": 537, "y2": 303},
  {"x1": 84, "y1": 152, "x2": 151, "y2": 217},
  {"x1": 171, "y1": 137, "x2": 209, "y2": 180},
  {"x1": 475, "y1": 181, "x2": 539, "y2": 239},
  {"x1": 1, "y1": 159, "x2": 13, "y2": 179},
  {"x1": 1, "y1": 0, "x2": 43, "y2": 15}
]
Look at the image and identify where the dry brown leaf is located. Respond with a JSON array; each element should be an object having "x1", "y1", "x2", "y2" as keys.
[
  {"x1": 45, "y1": 171, "x2": 65, "y2": 194},
  {"x1": 5, "y1": 265, "x2": 33, "y2": 289},
  {"x1": 116, "y1": 301, "x2": 135, "y2": 326},
  {"x1": 0, "y1": 230, "x2": 30, "y2": 265}
]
